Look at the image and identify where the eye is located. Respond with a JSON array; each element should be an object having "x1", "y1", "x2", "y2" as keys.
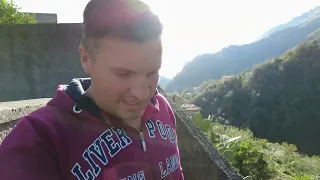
[
  {"x1": 147, "y1": 70, "x2": 159, "y2": 77},
  {"x1": 116, "y1": 72, "x2": 131, "y2": 78}
]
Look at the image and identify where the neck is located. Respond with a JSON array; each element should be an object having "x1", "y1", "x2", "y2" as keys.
[
  {"x1": 85, "y1": 86, "x2": 142, "y2": 131},
  {"x1": 84, "y1": 87, "x2": 93, "y2": 99},
  {"x1": 124, "y1": 117, "x2": 142, "y2": 131}
]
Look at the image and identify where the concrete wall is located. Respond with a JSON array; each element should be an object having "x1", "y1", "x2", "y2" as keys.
[
  {"x1": 0, "y1": 24, "x2": 86, "y2": 102},
  {"x1": 0, "y1": 98, "x2": 50, "y2": 141},
  {"x1": 0, "y1": 87, "x2": 243, "y2": 179}
]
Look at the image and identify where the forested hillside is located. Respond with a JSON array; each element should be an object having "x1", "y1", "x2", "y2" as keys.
[
  {"x1": 191, "y1": 29, "x2": 320, "y2": 156},
  {"x1": 165, "y1": 6, "x2": 320, "y2": 92}
]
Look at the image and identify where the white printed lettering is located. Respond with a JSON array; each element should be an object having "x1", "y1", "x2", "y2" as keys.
[
  {"x1": 146, "y1": 119, "x2": 156, "y2": 138},
  {"x1": 158, "y1": 153, "x2": 180, "y2": 179},
  {"x1": 71, "y1": 128, "x2": 133, "y2": 179},
  {"x1": 100, "y1": 129, "x2": 121, "y2": 157},
  {"x1": 156, "y1": 120, "x2": 167, "y2": 139}
]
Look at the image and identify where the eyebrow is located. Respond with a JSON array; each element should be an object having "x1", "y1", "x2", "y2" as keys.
[
  {"x1": 111, "y1": 66, "x2": 160, "y2": 74},
  {"x1": 111, "y1": 67, "x2": 136, "y2": 73}
]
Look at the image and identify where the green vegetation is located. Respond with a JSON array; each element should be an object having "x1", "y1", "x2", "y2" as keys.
[
  {"x1": 192, "y1": 112, "x2": 320, "y2": 180},
  {"x1": 170, "y1": 94, "x2": 187, "y2": 108},
  {"x1": 180, "y1": 27, "x2": 320, "y2": 179},
  {"x1": 0, "y1": 0, "x2": 36, "y2": 24},
  {"x1": 191, "y1": 34, "x2": 320, "y2": 156},
  {"x1": 165, "y1": 6, "x2": 320, "y2": 92},
  {"x1": 166, "y1": 5, "x2": 320, "y2": 180}
]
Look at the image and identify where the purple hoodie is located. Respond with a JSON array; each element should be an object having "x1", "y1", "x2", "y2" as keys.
[{"x1": 0, "y1": 78, "x2": 184, "y2": 180}]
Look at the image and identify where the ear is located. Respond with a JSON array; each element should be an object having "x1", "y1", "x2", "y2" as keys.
[{"x1": 79, "y1": 44, "x2": 91, "y2": 75}]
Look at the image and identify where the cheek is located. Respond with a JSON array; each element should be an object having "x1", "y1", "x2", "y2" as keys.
[
  {"x1": 91, "y1": 70, "x2": 125, "y2": 98},
  {"x1": 95, "y1": 82, "x2": 127, "y2": 105},
  {"x1": 99, "y1": 80, "x2": 127, "y2": 97}
]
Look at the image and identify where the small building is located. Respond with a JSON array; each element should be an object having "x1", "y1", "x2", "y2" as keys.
[
  {"x1": 20, "y1": 12, "x2": 58, "y2": 24},
  {"x1": 181, "y1": 104, "x2": 201, "y2": 117}
]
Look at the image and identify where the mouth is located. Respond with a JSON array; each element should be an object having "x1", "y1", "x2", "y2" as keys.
[{"x1": 123, "y1": 101, "x2": 141, "y2": 110}]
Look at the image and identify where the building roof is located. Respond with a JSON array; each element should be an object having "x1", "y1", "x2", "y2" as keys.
[
  {"x1": 20, "y1": 12, "x2": 58, "y2": 23},
  {"x1": 181, "y1": 104, "x2": 201, "y2": 110}
]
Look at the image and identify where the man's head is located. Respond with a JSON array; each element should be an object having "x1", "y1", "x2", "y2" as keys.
[{"x1": 79, "y1": 0, "x2": 163, "y2": 121}]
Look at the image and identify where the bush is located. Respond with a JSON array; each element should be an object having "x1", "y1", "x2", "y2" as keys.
[
  {"x1": 293, "y1": 174, "x2": 314, "y2": 180},
  {"x1": 191, "y1": 114, "x2": 320, "y2": 179},
  {"x1": 192, "y1": 112, "x2": 212, "y2": 133},
  {"x1": 232, "y1": 141, "x2": 273, "y2": 179}
]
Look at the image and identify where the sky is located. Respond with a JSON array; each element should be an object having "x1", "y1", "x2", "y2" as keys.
[{"x1": 14, "y1": 0, "x2": 320, "y2": 78}]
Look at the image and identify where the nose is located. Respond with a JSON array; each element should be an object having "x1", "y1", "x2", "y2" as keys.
[{"x1": 129, "y1": 79, "x2": 150, "y2": 101}]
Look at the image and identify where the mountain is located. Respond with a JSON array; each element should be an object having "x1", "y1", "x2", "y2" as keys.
[
  {"x1": 165, "y1": 6, "x2": 320, "y2": 92},
  {"x1": 192, "y1": 28, "x2": 320, "y2": 155},
  {"x1": 158, "y1": 76, "x2": 172, "y2": 88},
  {"x1": 258, "y1": 5, "x2": 320, "y2": 40}
]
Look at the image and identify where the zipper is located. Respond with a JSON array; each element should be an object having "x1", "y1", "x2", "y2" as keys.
[
  {"x1": 139, "y1": 132, "x2": 147, "y2": 152},
  {"x1": 139, "y1": 120, "x2": 148, "y2": 161},
  {"x1": 139, "y1": 126, "x2": 157, "y2": 179}
]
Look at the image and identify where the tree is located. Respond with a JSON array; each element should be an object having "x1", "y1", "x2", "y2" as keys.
[{"x1": 0, "y1": 0, "x2": 36, "y2": 24}]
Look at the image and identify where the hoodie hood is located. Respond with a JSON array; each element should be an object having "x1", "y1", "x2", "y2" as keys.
[{"x1": 47, "y1": 78, "x2": 160, "y2": 126}]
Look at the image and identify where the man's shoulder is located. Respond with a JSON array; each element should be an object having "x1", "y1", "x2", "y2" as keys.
[
  {"x1": 17, "y1": 104, "x2": 72, "y2": 136},
  {"x1": 154, "y1": 92, "x2": 172, "y2": 108},
  {"x1": 153, "y1": 92, "x2": 177, "y2": 126},
  {"x1": 26, "y1": 105, "x2": 63, "y2": 124}
]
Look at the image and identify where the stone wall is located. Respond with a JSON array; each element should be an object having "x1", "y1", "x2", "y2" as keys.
[{"x1": 0, "y1": 24, "x2": 86, "y2": 102}]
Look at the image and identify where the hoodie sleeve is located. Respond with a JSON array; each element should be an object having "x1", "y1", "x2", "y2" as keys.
[{"x1": 0, "y1": 116, "x2": 60, "y2": 180}]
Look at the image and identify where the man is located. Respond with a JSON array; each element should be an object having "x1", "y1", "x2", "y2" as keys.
[{"x1": 0, "y1": 0, "x2": 184, "y2": 179}]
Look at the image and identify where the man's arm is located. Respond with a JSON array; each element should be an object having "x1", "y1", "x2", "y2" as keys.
[{"x1": 0, "y1": 116, "x2": 60, "y2": 180}]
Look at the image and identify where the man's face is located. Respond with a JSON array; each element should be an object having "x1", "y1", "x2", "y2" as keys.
[{"x1": 80, "y1": 37, "x2": 162, "y2": 121}]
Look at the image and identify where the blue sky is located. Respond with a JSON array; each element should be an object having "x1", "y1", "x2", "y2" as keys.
[{"x1": 15, "y1": 0, "x2": 320, "y2": 78}]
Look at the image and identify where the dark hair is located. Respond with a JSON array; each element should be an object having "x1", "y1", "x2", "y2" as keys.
[{"x1": 81, "y1": 0, "x2": 163, "y2": 55}]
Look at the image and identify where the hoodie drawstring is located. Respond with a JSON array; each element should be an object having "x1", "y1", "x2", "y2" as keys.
[
  {"x1": 73, "y1": 105, "x2": 83, "y2": 113},
  {"x1": 72, "y1": 94, "x2": 106, "y2": 124}
]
